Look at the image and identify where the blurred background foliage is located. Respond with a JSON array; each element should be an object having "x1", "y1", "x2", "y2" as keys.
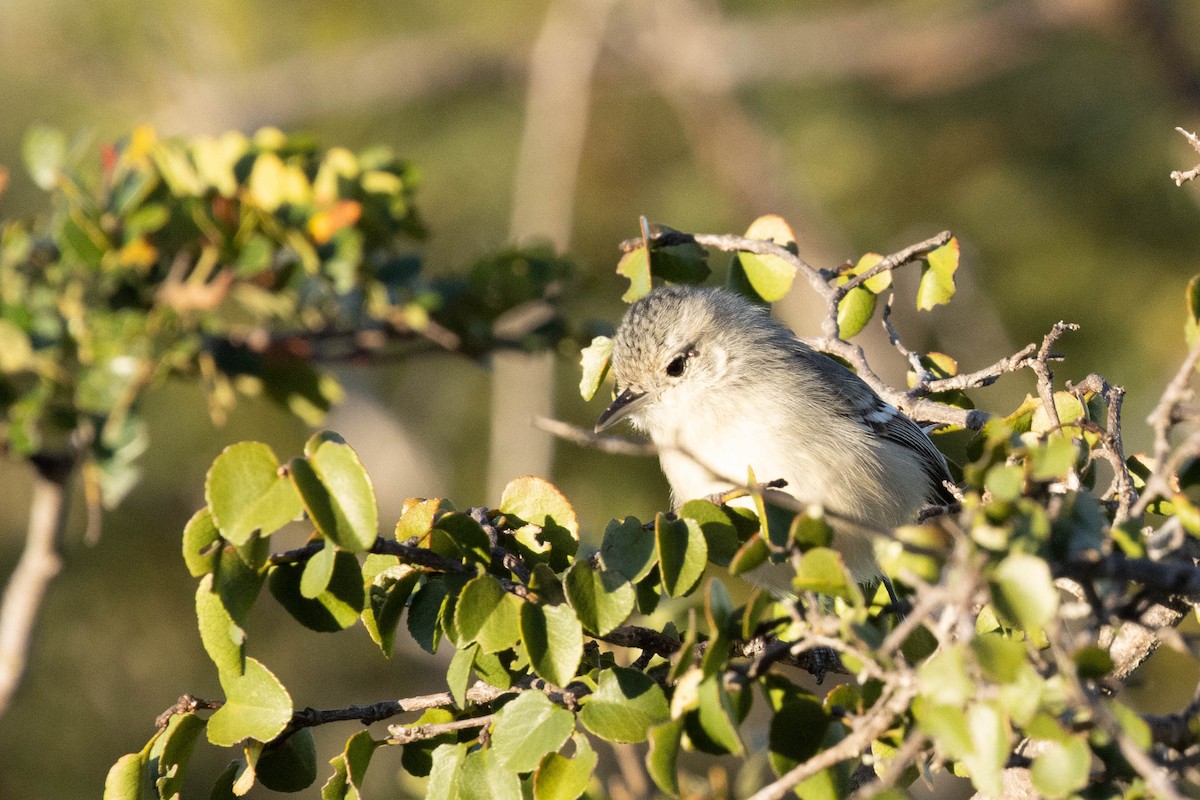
[{"x1": 3, "y1": 0, "x2": 1200, "y2": 797}]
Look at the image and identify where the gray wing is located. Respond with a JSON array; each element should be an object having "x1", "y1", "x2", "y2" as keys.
[{"x1": 789, "y1": 343, "x2": 957, "y2": 506}]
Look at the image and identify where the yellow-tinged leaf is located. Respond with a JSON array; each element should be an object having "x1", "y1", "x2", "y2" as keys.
[
  {"x1": 737, "y1": 215, "x2": 798, "y2": 301},
  {"x1": 916, "y1": 237, "x2": 960, "y2": 310},
  {"x1": 1031, "y1": 391, "x2": 1087, "y2": 434},
  {"x1": 578, "y1": 336, "x2": 613, "y2": 401},
  {"x1": 1187, "y1": 275, "x2": 1200, "y2": 349},
  {"x1": 744, "y1": 214, "x2": 795, "y2": 244},
  {"x1": 617, "y1": 245, "x2": 652, "y2": 302}
]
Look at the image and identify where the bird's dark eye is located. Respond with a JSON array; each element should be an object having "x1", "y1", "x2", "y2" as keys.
[{"x1": 665, "y1": 348, "x2": 696, "y2": 377}]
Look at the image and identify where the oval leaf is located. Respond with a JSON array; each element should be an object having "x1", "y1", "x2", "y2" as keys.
[
  {"x1": 600, "y1": 517, "x2": 657, "y2": 583},
  {"x1": 656, "y1": 515, "x2": 707, "y2": 598},
  {"x1": 490, "y1": 691, "x2": 575, "y2": 774},
  {"x1": 455, "y1": 574, "x2": 521, "y2": 654},
  {"x1": 564, "y1": 560, "x2": 635, "y2": 636},
  {"x1": 534, "y1": 735, "x2": 597, "y2": 800},
  {"x1": 989, "y1": 553, "x2": 1057, "y2": 632},
  {"x1": 916, "y1": 237, "x2": 959, "y2": 311},
  {"x1": 206, "y1": 657, "x2": 293, "y2": 747},
  {"x1": 206, "y1": 442, "x2": 303, "y2": 545},
  {"x1": 579, "y1": 667, "x2": 669, "y2": 743},
  {"x1": 289, "y1": 438, "x2": 378, "y2": 552},
  {"x1": 578, "y1": 336, "x2": 613, "y2": 402},
  {"x1": 519, "y1": 603, "x2": 583, "y2": 688}
]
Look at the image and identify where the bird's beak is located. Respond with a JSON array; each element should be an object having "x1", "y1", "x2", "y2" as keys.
[{"x1": 595, "y1": 388, "x2": 647, "y2": 433}]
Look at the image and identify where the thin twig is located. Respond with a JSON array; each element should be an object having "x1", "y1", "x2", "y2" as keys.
[
  {"x1": 533, "y1": 416, "x2": 658, "y2": 457},
  {"x1": 746, "y1": 676, "x2": 918, "y2": 800}
]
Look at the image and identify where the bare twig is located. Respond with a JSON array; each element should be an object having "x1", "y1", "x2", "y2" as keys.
[
  {"x1": 533, "y1": 416, "x2": 658, "y2": 457},
  {"x1": 387, "y1": 714, "x2": 496, "y2": 745},
  {"x1": 0, "y1": 460, "x2": 74, "y2": 719}
]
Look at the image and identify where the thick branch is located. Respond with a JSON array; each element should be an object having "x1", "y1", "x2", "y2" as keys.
[{"x1": 0, "y1": 460, "x2": 74, "y2": 718}]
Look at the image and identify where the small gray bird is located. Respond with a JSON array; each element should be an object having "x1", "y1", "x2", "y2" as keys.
[{"x1": 594, "y1": 284, "x2": 954, "y2": 583}]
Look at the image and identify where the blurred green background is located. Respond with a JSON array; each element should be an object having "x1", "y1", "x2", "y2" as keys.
[{"x1": 3, "y1": 0, "x2": 1200, "y2": 796}]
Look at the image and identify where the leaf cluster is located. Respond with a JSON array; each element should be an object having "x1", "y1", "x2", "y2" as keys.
[
  {"x1": 0, "y1": 127, "x2": 571, "y2": 506},
  {"x1": 108, "y1": 219, "x2": 1200, "y2": 799}
]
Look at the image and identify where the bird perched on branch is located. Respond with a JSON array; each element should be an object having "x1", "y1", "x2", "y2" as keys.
[{"x1": 594, "y1": 284, "x2": 955, "y2": 584}]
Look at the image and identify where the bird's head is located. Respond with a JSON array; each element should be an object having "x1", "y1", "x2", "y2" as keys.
[{"x1": 595, "y1": 285, "x2": 759, "y2": 435}]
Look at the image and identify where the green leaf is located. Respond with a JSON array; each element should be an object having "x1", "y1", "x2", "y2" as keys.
[
  {"x1": 534, "y1": 735, "x2": 597, "y2": 800},
  {"x1": 289, "y1": 437, "x2": 378, "y2": 552},
  {"x1": 917, "y1": 646, "x2": 975, "y2": 706},
  {"x1": 1187, "y1": 275, "x2": 1200, "y2": 348},
  {"x1": 989, "y1": 553, "x2": 1057, "y2": 632},
  {"x1": 686, "y1": 675, "x2": 743, "y2": 755},
  {"x1": 970, "y1": 633, "x2": 1027, "y2": 684},
  {"x1": 103, "y1": 752, "x2": 144, "y2": 800},
  {"x1": 579, "y1": 667, "x2": 669, "y2": 743},
  {"x1": 1028, "y1": 434, "x2": 1076, "y2": 481},
  {"x1": 457, "y1": 748, "x2": 522, "y2": 800},
  {"x1": 446, "y1": 644, "x2": 475, "y2": 709},
  {"x1": 729, "y1": 533, "x2": 769, "y2": 576},
  {"x1": 491, "y1": 691, "x2": 576, "y2": 773},
  {"x1": 916, "y1": 237, "x2": 959, "y2": 310},
  {"x1": 578, "y1": 336, "x2": 613, "y2": 402},
  {"x1": 213, "y1": 543, "x2": 265, "y2": 623},
  {"x1": 398, "y1": 709, "x2": 457, "y2": 777},
  {"x1": 678, "y1": 500, "x2": 741, "y2": 567},
  {"x1": 196, "y1": 574, "x2": 245, "y2": 677},
  {"x1": 564, "y1": 560, "x2": 635, "y2": 636},
  {"x1": 959, "y1": 701, "x2": 1010, "y2": 798},
  {"x1": 645, "y1": 718, "x2": 685, "y2": 797},
  {"x1": 836, "y1": 286, "x2": 877, "y2": 339},
  {"x1": 520, "y1": 602, "x2": 583, "y2": 687},
  {"x1": 1107, "y1": 699, "x2": 1152, "y2": 750},
  {"x1": 1073, "y1": 645, "x2": 1115, "y2": 680},
  {"x1": 182, "y1": 508, "x2": 220, "y2": 577},
  {"x1": 792, "y1": 547, "x2": 862, "y2": 605},
  {"x1": 408, "y1": 579, "x2": 450, "y2": 654},
  {"x1": 984, "y1": 464, "x2": 1024, "y2": 502},
  {"x1": 600, "y1": 516, "x2": 657, "y2": 583},
  {"x1": 357, "y1": 563, "x2": 420, "y2": 657},
  {"x1": 616, "y1": 245, "x2": 651, "y2": 302},
  {"x1": 1030, "y1": 735, "x2": 1090, "y2": 799},
  {"x1": 267, "y1": 551, "x2": 365, "y2": 632},
  {"x1": 321, "y1": 731, "x2": 377, "y2": 800},
  {"x1": 149, "y1": 712, "x2": 205, "y2": 799},
  {"x1": 258, "y1": 729, "x2": 318, "y2": 793},
  {"x1": 206, "y1": 657, "x2": 293, "y2": 747},
  {"x1": 455, "y1": 574, "x2": 522, "y2": 653},
  {"x1": 23, "y1": 125, "x2": 66, "y2": 190},
  {"x1": 426, "y1": 743, "x2": 468, "y2": 800},
  {"x1": 768, "y1": 695, "x2": 829, "y2": 776},
  {"x1": 395, "y1": 497, "x2": 452, "y2": 542},
  {"x1": 728, "y1": 217, "x2": 797, "y2": 301},
  {"x1": 434, "y1": 512, "x2": 491, "y2": 566},
  {"x1": 656, "y1": 515, "x2": 708, "y2": 597},
  {"x1": 500, "y1": 477, "x2": 579, "y2": 572},
  {"x1": 206, "y1": 442, "x2": 303, "y2": 545},
  {"x1": 301, "y1": 541, "x2": 337, "y2": 598}
]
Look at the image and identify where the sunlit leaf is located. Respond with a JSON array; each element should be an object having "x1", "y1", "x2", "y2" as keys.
[
  {"x1": 206, "y1": 657, "x2": 293, "y2": 748},
  {"x1": 520, "y1": 602, "x2": 582, "y2": 687},
  {"x1": 579, "y1": 667, "x2": 669, "y2": 743},
  {"x1": 916, "y1": 237, "x2": 959, "y2": 310},
  {"x1": 490, "y1": 691, "x2": 575, "y2": 773},
  {"x1": 578, "y1": 336, "x2": 613, "y2": 402}
]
